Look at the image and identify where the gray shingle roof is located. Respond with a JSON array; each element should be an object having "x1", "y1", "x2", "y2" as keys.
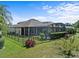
[{"x1": 12, "y1": 19, "x2": 53, "y2": 27}]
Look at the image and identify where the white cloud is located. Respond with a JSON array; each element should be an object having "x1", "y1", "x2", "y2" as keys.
[
  {"x1": 55, "y1": 15, "x2": 79, "y2": 23},
  {"x1": 12, "y1": 14, "x2": 27, "y2": 24},
  {"x1": 42, "y1": 5, "x2": 52, "y2": 10},
  {"x1": 30, "y1": 16, "x2": 50, "y2": 22},
  {"x1": 42, "y1": 2, "x2": 79, "y2": 24},
  {"x1": 12, "y1": 15, "x2": 51, "y2": 24},
  {"x1": 12, "y1": 2, "x2": 79, "y2": 24}
]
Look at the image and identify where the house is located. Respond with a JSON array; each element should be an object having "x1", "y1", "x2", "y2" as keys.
[{"x1": 9, "y1": 19, "x2": 66, "y2": 36}]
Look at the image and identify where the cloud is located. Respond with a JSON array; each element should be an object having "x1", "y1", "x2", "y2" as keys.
[
  {"x1": 56, "y1": 15, "x2": 79, "y2": 23},
  {"x1": 12, "y1": 15, "x2": 51, "y2": 24},
  {"x1": 42, "y1": 5, "x2": 52, "y2": 10},
  {"x1": 12, "y1": 14, "x2": 27, "y2": 24},
  {"x1": 42, "y1": 2, "x2": 79, "y2": 24},
  {"x1": 12, "y1": 2, "x2": 79, "y2": 24},
  {"x1": 46, "y1": 3, "x2": 79, "y2": 15},
  {"x1": 30, "y1": 16, "x2": 50, "y2": 22}
]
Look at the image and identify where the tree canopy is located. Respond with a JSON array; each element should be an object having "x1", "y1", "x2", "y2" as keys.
[
  {"x1": 0, "y1": 5, "x2": 12, "y2": 35},
  {"x1": 73, "y1": 20, "x2": 79, "y2": 28}
]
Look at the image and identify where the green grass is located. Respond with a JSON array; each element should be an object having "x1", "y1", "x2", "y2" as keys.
[
  {"x1": 0, "y1": 37, "x2": 60, "y2": 58},
  {"x1": 0, "y1": 33, "x2": 79, "y2": 58}
]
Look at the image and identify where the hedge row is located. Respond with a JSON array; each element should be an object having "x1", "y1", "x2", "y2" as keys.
[
  {"x1": 49, "y1": 32, "x2": 66, "y2": 39},
  {"x1": 66, "y1": 28, "x2": 76, "y2": 34}
]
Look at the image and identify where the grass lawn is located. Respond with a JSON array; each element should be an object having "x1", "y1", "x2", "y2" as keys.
[{"x1": 0, "y1": 33, "x2": 79, "y2": 58}]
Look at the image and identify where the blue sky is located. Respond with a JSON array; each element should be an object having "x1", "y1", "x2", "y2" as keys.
[{"x1": 0, "y1": 1, "x2": 79, "y2": 24}]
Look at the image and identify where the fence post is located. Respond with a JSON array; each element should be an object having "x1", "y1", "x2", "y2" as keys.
[
  {"x1": 17, "y1": 35, "x2": 19, "y2": 42},
  {"x1": 22, "y1": 35, "x2": 26, "y2": 47}
]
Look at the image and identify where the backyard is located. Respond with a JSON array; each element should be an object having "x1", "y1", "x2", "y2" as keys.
[
  {"x1": 0, "y1": 2, "x2": 79, "y2": 58},
  {"x1": 0, "y1": 33, "x2": 79, "y2": 58}
]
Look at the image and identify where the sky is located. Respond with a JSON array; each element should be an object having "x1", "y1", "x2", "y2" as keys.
[{"x1": 0, "y1": 1, "x2": 79, "y2": 24}]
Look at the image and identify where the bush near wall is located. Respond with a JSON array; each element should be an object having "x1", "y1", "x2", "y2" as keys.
[
  {"x1": 66, "y1": 28, "x2": 76, "y2": 34},
  {"x1": 75, "y1": 28, "x2": 79, "y2": 33},
  {"x1": 40, "y1": 33, "x2": 50, "y2": 40},
  {"x1": 40, "y1": 33, "x2": 45, "y2": 40},
  {"x1": 0, "y1": 39, "x2": 4, "y2": 49},
  {"x1": 49, "y1": 32, "x2": 66, "y2": 39}
]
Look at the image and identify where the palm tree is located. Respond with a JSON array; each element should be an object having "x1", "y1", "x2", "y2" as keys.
[
  {"x1": 0, "y1": 5, "x2": 12, "y2": 49},
  {"x1": 0, "y1": 5, "x2": 12, "y2": 34}
]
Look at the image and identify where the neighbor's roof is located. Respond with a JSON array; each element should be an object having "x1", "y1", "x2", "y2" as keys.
[{"x1": 12, "y1": 19, "x2": 53, "y2": 27}]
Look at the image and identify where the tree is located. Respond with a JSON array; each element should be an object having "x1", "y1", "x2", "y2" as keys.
[
  {"x1": 73, "y1": 20, "x2": 79, "y2": 28},
  {"x1": 0, "y1": 5, "x2": 12, "y2": 48},
  {"x1": 0, "y1": 5, "x2": 12, "y2": 35}
]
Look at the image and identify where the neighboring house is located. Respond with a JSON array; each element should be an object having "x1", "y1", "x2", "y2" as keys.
[{"x1": 9, "y1": 19, "x2": 66, "y2": 36}]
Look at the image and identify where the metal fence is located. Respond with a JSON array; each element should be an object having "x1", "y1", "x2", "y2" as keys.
[
  {"x1": 7, "y1": 34, "x2": 51, "y2": 47},
  {"x1": 7, "y1": 34, "x2": 27, "y2": 47}
]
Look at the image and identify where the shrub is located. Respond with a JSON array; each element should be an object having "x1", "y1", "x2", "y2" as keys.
[
  {"x1": 66, "y1": 28, "x2": 76, "y2": 34},
  {"x1": 25, "y1": 38, "x2": 36, "y2": 48},
  {"x1": 33, "y1": 36, "x2": 40, "y2": 40},
  {"x1": 0, "y1": 30, "x2": 4, "y2": 49},
  {"x1": 76, "y1": 28, "x2": 79, "y2": 33},
  {"x1": 58, "y1": 35, "x2": 76, "y2": 58},
  {"x1": 40, "y1": 33, "x2": 50, "y2": 40},
  {"x1": 40, "y1": 33, "x2": 45, "y2": 39},
  {"x1": 0, "y1": 38, "x2": 4, "y2": 49},
  {"x1": 49, "y1": 32, "x2": 66, "y2": 39}
]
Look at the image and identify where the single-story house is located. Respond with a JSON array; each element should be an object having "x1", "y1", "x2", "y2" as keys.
[{"x1": 9, "y1": 19, "x2": 66, "y2": 36}]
